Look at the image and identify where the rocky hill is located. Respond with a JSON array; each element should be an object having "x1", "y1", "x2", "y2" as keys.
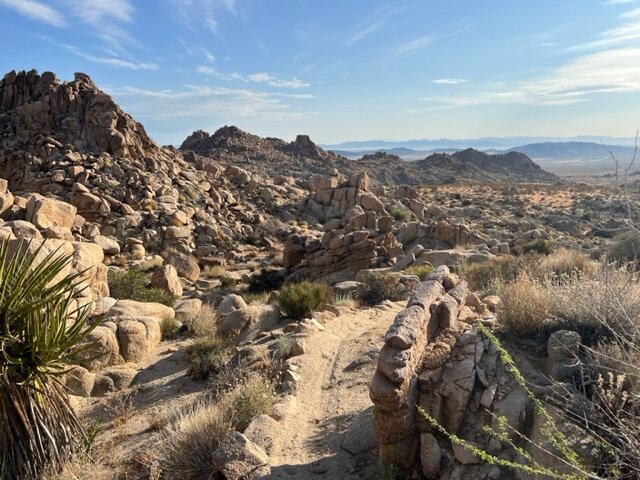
[
  {"x1": 180, "y1": 126, "x2": 344, "y2": 178},
  {"x1": 180, "y1": 129, "x2": 558, "y2": 185}
]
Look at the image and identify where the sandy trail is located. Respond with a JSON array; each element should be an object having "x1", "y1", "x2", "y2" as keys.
[{"x1": 265, "y1": 301, "x2": 403, "y2": 480}]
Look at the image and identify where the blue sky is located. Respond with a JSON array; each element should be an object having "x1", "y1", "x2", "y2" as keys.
[{"x1": 1, "y1": 0, "x2": 639, "y2": 145}]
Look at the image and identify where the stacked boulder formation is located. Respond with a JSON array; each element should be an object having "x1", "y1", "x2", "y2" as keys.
[{"x1": 283, "y1": 171, "x2": 403, "y2": 283}]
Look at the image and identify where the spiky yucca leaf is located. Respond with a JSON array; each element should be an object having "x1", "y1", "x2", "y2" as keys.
[{"x1": 0, "y1": 239, "x2": 98, "y2": 480}]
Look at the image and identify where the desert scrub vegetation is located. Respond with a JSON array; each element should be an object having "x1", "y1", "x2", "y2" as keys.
[
  {"x1": 185, "y1": 304, "x2": 219, "y2": 337},
  {"x1": 523, "y1": 238, "x2": 553, "y2": 255},
  {"x1": 0, "y1": 240, "x2": 98, "y2": 480},
  {"x1": 390, "y1": 206, "x2": 410, "y2": 221},
  {"x1": 608, "y1": 230, "x2": 640, "y2": 263},
  {"x1": 405, "y1": 263, "x2": 434, "y2": 281},
  {"x1": 248, "y1": 267, "x2": 287, "y2": 293},
  {"x1": 189, "y1": 337, "x2": 231, "y2": 379},
  {"x1": 498, "y1": 273, "x2": 553, "y2": 335},
  {"x1": 278, "y1": 280, "x2": 332, "y2": 319},
  {"x1": 332, "y1": 291, "x2": 359, "y2": 309},
  {"x1": 357, "y1": 272, "x2": 407, "y2": 306},
  {"x1": 462, "y1": 255, "x2": 524, "y2": 296},
  {"x1": 534, "y1": 248, "x2": 595, "y2": 284},
  {"x1": 160, "y1": 374, "x2": 274, "y2": 480},
  {"x1": 160, "y1": 315, "x2": 181, "y2": 339},
  {"x1": 108, "y1": 267, "x2": 174, "y2": 306}
]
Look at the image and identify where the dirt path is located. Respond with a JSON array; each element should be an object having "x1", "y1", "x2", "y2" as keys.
[{"x1": 265, "y1": 301, "x2": 403, "y2": 480}]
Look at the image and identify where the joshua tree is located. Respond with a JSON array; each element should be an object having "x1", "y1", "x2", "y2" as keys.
[{"x1": 0, "y1": 240, "x2": 97, "y2": 480}]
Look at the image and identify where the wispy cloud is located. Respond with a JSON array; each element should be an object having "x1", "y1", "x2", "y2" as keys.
[
  {"x1": 178, "y1": 39, "x2": 215, "y2": 63},
  {"x1": 197, "y1": 66, "x2": 310, "y2": 88},
  {"x1": 345, "y1": 3, "x2": 413, "y2": 45},
  {"x1": 391, "y1": 35, "x2": 436, "y2": 55},
  {"x1": 432, "y1": 78, "x2": 468, "y2": 85},
  {"x1": 65, "y1": 45, "x2": 158, "y2": 70},
  {"x1": 568, "y1": 6, "x2": 640, "y2": 51},
  {"x1": 0, "y1": 0, "x2": 65, "y2": 27},
  {"x1": 423, "y1": 47, "x2": 640, "y2": 109},
  {"x1": 386, "y1": 20, "x2": 473, "y2": 57},
  {"x1": 107, "y1": 83, "x2": 316, "y2": 121},
  {"x1": 167, "y1": 0, "x2": 238, "y2": 35},
  {"x1": 604, "y1": 0, "x2": 635, "y2": 4}
]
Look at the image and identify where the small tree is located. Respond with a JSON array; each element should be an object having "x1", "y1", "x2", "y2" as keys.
[{"x1": 0, "y1": 240, "x2": 97, "y2": 480}]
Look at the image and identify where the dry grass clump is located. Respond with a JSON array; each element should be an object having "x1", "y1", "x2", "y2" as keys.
[
  {"x1": 160, "y1": 375, "x2": 274, "y2": 480},
  {"x1": 550, "y1": 267, "x2": 640, "y2": 342},
  {"x1": 279, "y1": 281, "x2": 332, "y2": 319},
  {"x1": 533, "y1": 248, "x2": 596, "y2": 284},
  {"x1": 186, "y1": 304, "x2": 219, "y2": 337},
  {"x1": 42, "y1": 456, "x2": 113, "y2": 480},
  {"x1": 498, "y1": 273, "x2": 552, "y2": 335},
  {"x1": 332, "y1": 291, "x2": 360, "y2": 309},
  {"x1": 160, "y1": 315, "x2": 181, "y2": 340},
  {"x1": 462, "y1": 256, "x2": 523, "y2": 296}
]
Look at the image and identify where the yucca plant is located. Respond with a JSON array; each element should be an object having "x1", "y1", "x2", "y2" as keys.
[{"x1": 0, "y1": 239, "x2": 98, "y2": 480}]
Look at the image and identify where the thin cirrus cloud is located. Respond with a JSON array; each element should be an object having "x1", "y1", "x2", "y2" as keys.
[
  {"x1": 345, "y1": 3, "x2": 414, "y2": 45},
  {"x1": 108, "y1": 84, "x2": 316, "y2": 122},
  {"x1": 423, "y1": 47, "x2": 640, "y2": 109},
  {"x1": 167, "y1": 0, "x2": 237, "y2": 35},
  {"x1": 0, "y1": 0, "x2": 65, "y2": 27},
  {"x1": 64, "y1": 45, "x2": 158, "y2": 70},
  {"x1": 197, "y1": 66, "x2": 310, "y2": 89},
  {"x1": 432, "y1": 79, "x2": 468, "y2": 85},
  {"x1": 567, "y1": 5, "x2": 640, "y2": 51}
]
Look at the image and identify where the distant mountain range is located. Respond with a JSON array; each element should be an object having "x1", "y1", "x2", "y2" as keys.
[
  {"x1": 325, "y1": 139, "x2": 638, "y2": 174},
  {"x1": 321, "y1": 136, "x2": 638, "y2": 151}
]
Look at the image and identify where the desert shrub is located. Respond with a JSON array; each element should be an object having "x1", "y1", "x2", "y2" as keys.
[
  {"x1": 0, "y1": 240, "x2": 98, "y2": 480},
  {"x1": 278, "y1": 281, "x2": 332, "y2": 319},
  {"x1": 522, "y1": 238, "x2": 553, "y2": 255},
  {"x1": 332, "y1": 291, "x2": 359, "y2": 309},
  {"x1": 108, "y1": 268, "x2": 174, "y2": 306},
  {"x1": 609, "y1": 230, "x2": 640, "y2": 263},
  {"x1": 219, "y1": 276, "x2": 237, "y2": 291},
  {"x1": 390, "y1": 207, "x2": 410, "y2": 221},
  {"x1": 549, "y1": 267, "x2": 640, "y2": 344},
  {"x1": 271, "y1": 334, "x2": 294, "y2": 359},
  {"x1": 498, "y1": 273, "x2": 552, "y2": 335},
  {"x1": 228, "y1": 375, "x2": 275, "y2": 431},
  {"x1": 243, "y1": 291, "x2": 270, "y2": 306},
  {"x1": 160, "y1": 401, "x2": 232, "y2": 480},
  {"x1": 533, "y1": 248, "x2": 595, "y2": 284},
  {"x1": 160, "y1": 316, "x2": 181, "y2": 340},
  {"x1": 185, "y1": 304, "x2": 219, "y2": 338},
  {"x1": 461, "y1": 256, "x2": 523, "y2": 296},
  {"x1": 357, "y1": 272, "x2": 407, "y2": 306},
  {"x1": 248, "y1": 268, "x2": 286, "y2": 293},
  {"x1": 161, "y1": 375, "x2": 274, "y2": 480},
  {"x1": 189, "y1": 337, "x2": 230, "y2": 379},
  {"x1": 405, "y1": 264, "x2": 434, "y2": 281}
]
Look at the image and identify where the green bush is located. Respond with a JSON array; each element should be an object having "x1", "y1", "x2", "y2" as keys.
[
  {"x1": 522, "y1": 238, "x2": 552, "y2": 255},
  {"x1": 248, "y1": 268, "x2": 286, "y2": 293},
  {"x1": 108, "y1": 268, "x2": 174, "y2": 306},
  {"x1": 357, "y1": 272, "x2": 407, "y2": 306},
  {"x1": 0, "y1": 240, "x2": 98, "y2": 479},
  {"x1": 609, "y1": 230, "x2": 640, "y2": 263},
  {"x1": 189, "y1": 337, "x2": 230, "y2": 379},
  {"x1": 160, "y1": 316, "x2": 181, "y2": 340},
  {"x1": 390, "y1": 207, "x2": 410, "y2": 221},
  {"x1": 405, "y1": 264, "x2": 434, "y2": 281},
  {"x1": 278, "y1": 281, "x2": 332, "y2": 320},
  {"x1": 462, "y1": 256, "x2": 523, "y2": 296}
]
